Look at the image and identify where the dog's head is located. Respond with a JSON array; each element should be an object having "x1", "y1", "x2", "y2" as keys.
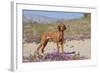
[{"x1": 57, "y1": 23, "x2": 66, "y2": 31}]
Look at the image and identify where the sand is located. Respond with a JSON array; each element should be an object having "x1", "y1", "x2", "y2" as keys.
[{"x1": 23, "y1": 39, "x2": 91, "y2": 59}]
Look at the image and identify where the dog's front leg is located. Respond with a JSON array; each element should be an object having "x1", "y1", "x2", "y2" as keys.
[
  {"x1": 57, "y1": 42, "x2": 60, "y2": 53},
  {"x1": 60, "y1": 42, "x2": 64, "y2": 53}
]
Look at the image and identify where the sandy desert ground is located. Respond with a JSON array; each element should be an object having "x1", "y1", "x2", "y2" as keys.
[{"x1": 23, "y1": 39, "x2": 91, "y2": 59}]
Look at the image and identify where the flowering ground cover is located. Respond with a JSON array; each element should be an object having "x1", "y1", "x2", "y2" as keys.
[{"x1": 23, "y1": 51, "x2": 87, "y2": 63}]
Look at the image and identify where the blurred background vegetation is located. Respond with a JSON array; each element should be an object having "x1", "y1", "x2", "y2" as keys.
[{"x1": 23, "y1": 13, "x2": 91, "y2": 43}]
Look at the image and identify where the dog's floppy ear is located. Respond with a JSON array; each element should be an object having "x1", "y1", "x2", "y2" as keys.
[{"x1": 57, "y1": 25, "x2": 60, "y2": 31}]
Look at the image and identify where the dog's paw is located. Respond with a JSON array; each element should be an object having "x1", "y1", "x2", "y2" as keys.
[
  {"x1": 39, "y1": 52, "x2": 44, "y2": 56},
  {"x1": 34, "y1": 51, "x2": 39, "y2": 57}
]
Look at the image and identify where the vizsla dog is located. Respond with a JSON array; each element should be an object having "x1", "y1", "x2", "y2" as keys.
[{"x1": 37, "y1": 23, "x2": 66, "y2": 55}]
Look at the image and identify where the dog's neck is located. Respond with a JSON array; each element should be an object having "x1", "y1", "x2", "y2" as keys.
[{"x1": 59, "y1": 31, "x2": 64, "y2": 38}]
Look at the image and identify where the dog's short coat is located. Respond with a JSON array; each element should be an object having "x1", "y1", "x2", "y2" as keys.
[{"x1": 37, "y1": 23, "x2": 66, "y2": 55}]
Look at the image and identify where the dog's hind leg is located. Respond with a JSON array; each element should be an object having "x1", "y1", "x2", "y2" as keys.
[
  {"x1": 41, "y1": 39, "x2": 49, "y2": 54},
  {"x1": 37, "y1": 39, "x2": 49, "y2": 55},
  {"x1": 37, "y1": 44, "x2": 42, "y2": 55}
]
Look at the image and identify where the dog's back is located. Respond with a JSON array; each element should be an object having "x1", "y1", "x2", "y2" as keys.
[{"x1": 40, "y1": 31, "x2": 60, "y2": 42}]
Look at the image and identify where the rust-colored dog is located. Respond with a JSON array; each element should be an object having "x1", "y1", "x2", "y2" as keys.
[{"x1": 37, "y1": 23, "x2": 66, "y2": 55}]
